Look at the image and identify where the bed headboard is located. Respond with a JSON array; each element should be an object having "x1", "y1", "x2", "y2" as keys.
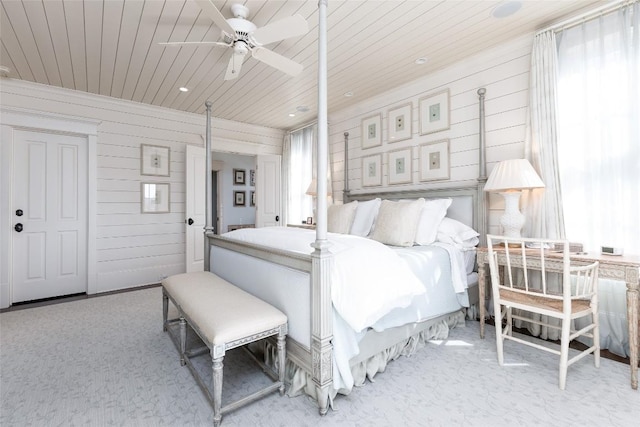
[{"x1": 343, "y1": 185, "x2": 483, "y2": 236}]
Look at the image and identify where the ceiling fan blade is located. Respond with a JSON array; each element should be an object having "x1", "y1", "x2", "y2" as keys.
[
  {"x1": 194, "y1": 0, "x2": 235, "y2": 36},
  {"x1": 251, "y1": 47, "x2": 303, "y2": 77},
  {"x1": 159, "y1": 41, "x2": 230, "y2": 47},
  {"x1": 251, "y1": 14, "x2": 308, "y2": 46},
  {"x1": 225, "y1": 51, "x2": 247, "y2": 80}
]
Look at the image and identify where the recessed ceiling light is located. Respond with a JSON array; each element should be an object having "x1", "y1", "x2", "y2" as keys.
[
  {"x1": 492, "y1": 1, "x2": 522, "y2": 19},
  {"x1": 296, "y1": 105, "x2": 309, "y2": 112},
  {"x1": 179, "y1": 87, "x2": 189, "y2": 92},
  {"x1": 288, "y1": 113, "x2": 296, "y2": 117},
  {"x1": 344, "y1": 91, "x2": 354, "y2": 97},
  {"x1": 414, "y1": 57, "x2": 428, "y2": 65}
]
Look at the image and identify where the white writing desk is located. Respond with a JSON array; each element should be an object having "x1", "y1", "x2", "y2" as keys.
[{"x1": 476, "y1": 247, "x2": 640, "y2": 390}]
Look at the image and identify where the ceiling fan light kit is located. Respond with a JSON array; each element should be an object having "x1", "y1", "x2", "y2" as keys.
[{"x1": 162, "y1": 1, "x2": 309, "y2": 81}]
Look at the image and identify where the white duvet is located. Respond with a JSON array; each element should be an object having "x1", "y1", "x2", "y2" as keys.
[{"x1": 223, "y1": 227, "x2": 426, "y2": 333}]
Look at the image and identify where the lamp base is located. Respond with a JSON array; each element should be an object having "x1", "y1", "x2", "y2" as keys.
[{"x1": 499, "y1": 191, "x2": 525, "y2": 239}]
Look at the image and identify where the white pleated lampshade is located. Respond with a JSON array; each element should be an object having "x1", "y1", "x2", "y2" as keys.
[{"x1": 484, "y1": 159, "x2": 545, "y2": 192}]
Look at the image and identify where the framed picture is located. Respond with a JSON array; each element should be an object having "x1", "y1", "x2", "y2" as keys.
[
  {"x1": 361, "y1": 114, "x2": 382, "y2": 149},
  {"x1": 250, "y1": 191, "x2": 255, "y2": 207},
  {"x1": 419, "y1": 89, "x2": 450, "y2": 135},
  {"x1": 419, "y1": 140, "x2": 450, "y2": 181},
  {"x1": 234, "y1": 191, "x2": 246, "y2": 206},
  {"x1": 140, "y1": 144, "x2": 170, "y2": 176},
  {"x1": 362, "y1": 154, "x2": 382, "y2": 187},
  {"x1": 249, "y1": 169, "x2": 255, "y2": 186},
  {"x1": 141, "y1": 182, "x2": 170, "y2": 213},
  {"x1": 387, "y1": 103, "x2": 412, "y2": 142},
  {"x1": 388, "y1": 148, "x2": 412, "y2": 185},
  {"x1": 233, "y1": 169, "x2": 246, "y2": 185}
]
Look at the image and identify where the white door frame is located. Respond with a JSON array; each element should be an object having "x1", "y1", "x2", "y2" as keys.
[{"x1": 0, "y1": 107, "x2": 99, "y2": 308}]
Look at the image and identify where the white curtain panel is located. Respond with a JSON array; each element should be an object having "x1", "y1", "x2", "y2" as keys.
[
  {"x1": 523, "y1": 30, "x2": 566, "y2": 240},
  {"x1": 287, "y1": 126, "x2": 314, "y2": 224},
  {"x1": 557, "y1": 2, "x2": 640, "y2": 256},
  {"x1": 281, "y1": 133, "x2": 292, "y2": 225}
]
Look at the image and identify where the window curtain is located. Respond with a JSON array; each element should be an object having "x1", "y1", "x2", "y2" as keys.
[
  {"x1": 556, "y1": 2, "x2": 640, "y2": 256},
  {"x1": 522, "y1": 30, "x2": 565, "y2": 240},
  {"x1": 517, "y1": 30, "x2": 566, "y2": 341},
  {"x1": 284, "y1": 123, "x2": 334, "y2": 225},
  {"x1": 286, "y1": 126, "x2": 314, "y2": 225},
  {"x1": 555, "y1": 2, "x2": 639, "y2": 357}
]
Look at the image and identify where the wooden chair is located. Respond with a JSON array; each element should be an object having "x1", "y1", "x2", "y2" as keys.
[{"x1": 486, "y1": 235, "x2": 600, "y2": 390}]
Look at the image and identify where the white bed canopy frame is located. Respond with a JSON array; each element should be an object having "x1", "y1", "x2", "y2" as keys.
[{"x1": 203, "y1": 0, "x2": 489, "y2": 415}]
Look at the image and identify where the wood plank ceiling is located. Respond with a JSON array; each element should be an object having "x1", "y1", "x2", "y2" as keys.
[{"x1": 0, "y1": 0, "x2": 606, "y2": 130}]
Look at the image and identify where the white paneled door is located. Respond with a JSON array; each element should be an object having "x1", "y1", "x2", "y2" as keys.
[
  {"x1": 12, "y1": 130, "x2": 88, "y2": 302},
  {"x1": 185, "y1": 144, "x2": 205, "y2": 272},
  {"x1": 255, "y1": 155, "x2": 281, "y2": 227}
]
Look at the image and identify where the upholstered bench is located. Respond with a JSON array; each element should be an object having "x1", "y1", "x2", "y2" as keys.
[{"x1": 161, "y1": 271, "x2": 287, "y2": 427}]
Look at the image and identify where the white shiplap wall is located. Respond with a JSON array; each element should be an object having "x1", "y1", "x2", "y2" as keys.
[
  {"x1": 0, "y1": 79, "x2": 283, "y2": 299},
  {"x1": 328, "y1": 34, "x2": 534, "y2": 234}
]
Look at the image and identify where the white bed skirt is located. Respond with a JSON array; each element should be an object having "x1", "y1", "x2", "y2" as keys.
[{"x1": 264, "y1": 310, "x2": 466, "y2": 407}]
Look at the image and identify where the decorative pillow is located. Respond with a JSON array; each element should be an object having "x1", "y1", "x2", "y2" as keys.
[
  {"x1": 414, "y1": 198, "x2": 453, "y2": 245},
  {"x1": 328, "y1": 201, "x2": 358, "y2": 234},
  {"x1": 370, "y1": 199, "x2": 425, "y2": 247},
  {"x1": 436, "y1": 217, "x2": 480, "y2": 249},
  {"x1": 350, "y1": 198, "x2": 381, "y2": 237}
]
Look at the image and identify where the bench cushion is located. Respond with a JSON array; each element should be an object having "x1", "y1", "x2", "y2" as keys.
[{"x1": 162, "y1": 271, "x2": 287, "y2": 347}]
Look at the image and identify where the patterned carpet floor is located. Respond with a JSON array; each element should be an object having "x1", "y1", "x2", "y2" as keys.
[{"x1": 1, "y1": 286, "x2": 637, "y2": 426}]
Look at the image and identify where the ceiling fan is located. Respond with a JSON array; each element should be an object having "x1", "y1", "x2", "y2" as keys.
[{"x1": 161, "y1": 1, "x2": 308, "y2": 80}]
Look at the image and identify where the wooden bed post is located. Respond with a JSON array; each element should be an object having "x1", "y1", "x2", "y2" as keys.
[
  {"x1": 204, "y1": 100, "x2": 213, "y2": 270},
  {"x1": 310, "y1": 0, "x2": 333, "y2": 415},
  {"x1": 477, "y1": 88, "x2": 488, "y2": 246}
]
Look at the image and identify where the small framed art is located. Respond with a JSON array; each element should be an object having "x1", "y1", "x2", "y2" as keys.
[
  {"x1": 141, "y1": 182, "x2": 170, "y2": 213},
  {"x1": 250, "y1": 191, "x2": 255, "y2": 207},
  {"x1": 361, "y1": 114, "x2": 382, "y2": 149},
  {"x1": 387, "y1": 103, "x2": 412, "y2": 142},
  {"x1": 419, "y1": 89, "x2": 450, "y2": 135},
  {"x1": 249, "y1": 169, "x2": 255, "y2": 186},
  {"x1": 419, "y1": 140, "x2": 450, "y2": 182},
  {"x1": 362, "y1": 154, "x2": 382, "y2": 187},
  {"x1": 388, "y1": 148, "x2": 412, "y2": 185},
  {"x1": 233, "y1": 169, "x2": 246, "y2": 185},
  {"x1": 140, "y1": 144, "x2": 170, "y2": 176},
  {"x1": 234, "y1": 191, "x2": 246, "y2": 206}
]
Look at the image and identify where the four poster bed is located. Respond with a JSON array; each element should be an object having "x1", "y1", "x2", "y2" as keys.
[{"x1": 201, "y1": 2, "x2": 489, "y2": 414}]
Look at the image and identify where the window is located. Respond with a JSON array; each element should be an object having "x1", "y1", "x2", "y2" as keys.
[
  {"x1": 556, "y1": 4, "x2": 639, "y2": 254},
  {"x1": 286, "y1": 125, "x2": 314, "y2": 224}
]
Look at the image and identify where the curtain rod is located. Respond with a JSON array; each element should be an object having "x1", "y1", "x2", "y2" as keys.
[
  {"x1": 287, "y1": 120, "x2": 318, "y2": 134},
  {"x1": 535, "y1": 0, "x2": 635, "y2": 36}
]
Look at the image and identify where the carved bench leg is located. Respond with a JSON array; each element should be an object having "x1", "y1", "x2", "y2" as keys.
[
  {"x1": 212, "y1": 352, "x2": 224, "y2": 427},
  {"x1": 179, "y1": 317, "x2": 187, "y2": 366},
  {"x1": 277, "y1": 327, "x2": 286, "y2": 396},
  {"x1": 162, "y1": 291, "x2": 168, "y2": 332}
]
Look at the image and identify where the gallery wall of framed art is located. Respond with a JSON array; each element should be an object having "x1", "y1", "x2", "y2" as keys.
[{"x1": 353, "y1": 88, "x2": 452, "y2": 189}]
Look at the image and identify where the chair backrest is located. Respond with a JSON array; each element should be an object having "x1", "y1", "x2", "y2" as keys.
[{"x1": 486, "y1": 235, "x2": 599, "y2": 310}]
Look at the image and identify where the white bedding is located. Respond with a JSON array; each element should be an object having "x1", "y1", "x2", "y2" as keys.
[
  {"x1": 215, "y1": 227, "x2": 471, "y2": 392},
  {"x1": 223, "y1": 227, "x2": 426, "y2": 333}
]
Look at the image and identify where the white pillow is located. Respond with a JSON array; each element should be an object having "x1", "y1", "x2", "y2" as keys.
[
  {"x1": 350, "y1": 198, "x2": 381, "y2": 237},
  {"x1": 328, "y1": 201, "x2": 358, "y2": 234},
  {"x1": 414, "y1": 198, "x2": 452, "y2": 245},
  {"x1": 370, "y1": 199, "x2": 425, "y2": 247},
  {"x1": 436, "y1": 217, "x2": 480, "y2": 249}
]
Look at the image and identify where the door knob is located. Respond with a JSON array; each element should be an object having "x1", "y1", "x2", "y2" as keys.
[
  {"x1": 14, "y1": 223, "x2": 23, "y2": 232},
  {"x1": 275, "y1": 215, "x2": 280, "y2": 222},
  {"x1": 15, "y1": 209, "x2": 23, "y2": 216},
  {"x1": 187, "y1": 218, "x2": 194, "y2": 225}
]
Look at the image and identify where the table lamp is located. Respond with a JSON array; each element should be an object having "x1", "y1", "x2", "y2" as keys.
[{"x1": 483, "y1": 159, "x2": 545, "y2": 238}]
